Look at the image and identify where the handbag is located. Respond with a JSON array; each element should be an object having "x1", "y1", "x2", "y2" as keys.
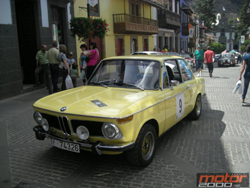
[{"x1": 65, "y1": 75, "x2": 73, "y2": 89}]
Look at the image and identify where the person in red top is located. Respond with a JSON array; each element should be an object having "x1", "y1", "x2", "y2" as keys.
[{"x1": 204, "y1": 46, "x2": 215, "y2": 77}]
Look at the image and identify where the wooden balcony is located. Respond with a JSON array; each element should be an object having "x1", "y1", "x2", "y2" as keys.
[
  {"x1": 158, "y1": 10, "x2": 181, "y2": 30},
  {"x1": 113, "y1": 13, "x2": 158, "y2": 35}
]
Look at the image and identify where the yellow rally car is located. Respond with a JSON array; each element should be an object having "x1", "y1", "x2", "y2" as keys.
[{"x1": 33, "y1": 55, "x2": 205, "y2": 167}]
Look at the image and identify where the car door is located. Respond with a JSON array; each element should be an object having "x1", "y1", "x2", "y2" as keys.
[
  {"x1": 177, "y1": 59, "x2": 196, "y2": 113},
  {"x1": 163, "y1": 59, "x2": 187, "y2": 130}
]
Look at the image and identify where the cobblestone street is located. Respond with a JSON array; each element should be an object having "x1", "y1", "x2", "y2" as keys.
[{"x1": 0, "y1": 63, "x2": 249, "y2": 188}]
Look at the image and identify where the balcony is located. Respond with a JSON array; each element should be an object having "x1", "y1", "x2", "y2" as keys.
[
  {"x1": 158, "y1": 10, "x2": 181, "y2": 30},
  {"x1": 113, "y1": 13, "x2": 158, "y2": 35},
  {"x1": 181, "y1": 23, "x2": 189, "y2": 36}
]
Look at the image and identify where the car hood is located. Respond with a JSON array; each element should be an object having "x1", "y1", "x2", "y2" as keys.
[{"x1": 33, "y1": 86, "x2": 158, "y2": 118}]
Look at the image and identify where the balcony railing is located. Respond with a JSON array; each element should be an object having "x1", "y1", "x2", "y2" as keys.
[
  {"x1": 113, "y1": 13, "x2": 158, "y2": 35},
  {"x1": 158, "y1": 10, "x2": 181, "y2": 29}
]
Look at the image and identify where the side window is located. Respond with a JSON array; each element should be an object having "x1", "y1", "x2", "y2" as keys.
[
  {"x1": 162, "y1": 64, "x2": 170, "y2": 89},
  {"x1": 178, "y1": 59, "x2": 193, "y2": 81},
  {"x1": 164, "y1": 60, "x2": 182, "y2": 84}
]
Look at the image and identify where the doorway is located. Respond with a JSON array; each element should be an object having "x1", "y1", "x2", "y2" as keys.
[{"x1": 15, "y1": 0, "x2": 37, "y2": 84}]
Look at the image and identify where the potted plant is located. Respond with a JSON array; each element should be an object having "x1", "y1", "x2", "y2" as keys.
[{"x1": 69, "y1": 17, "x2": 109, "y2": 42}]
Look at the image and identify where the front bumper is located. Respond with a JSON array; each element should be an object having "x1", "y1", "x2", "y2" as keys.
[{"x1": 33, "y1": 125, "x2": 135, "y2": 154}]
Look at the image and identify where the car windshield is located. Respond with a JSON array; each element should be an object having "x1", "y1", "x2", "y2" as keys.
[
  {"x1": 88, "y1": 60, "x2": 161, "y2": 90},
  {"x1": 222, "y1": 53, "x2": 233, "y2": 58}
]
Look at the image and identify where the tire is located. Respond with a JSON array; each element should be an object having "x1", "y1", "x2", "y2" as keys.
[
  {"x1": 188, "y1": 95, "x2": 202, "y2": 120},
  {"x1": 126, "y1": 124, "x2": 156, "y2": 167}
]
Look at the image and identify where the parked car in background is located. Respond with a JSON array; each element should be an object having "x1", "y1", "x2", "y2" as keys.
[
  {"x1": 33, "y1": 55, "x2": 205, "y2": 167},
  {"x1": 165, "y1": 52, "x2": 181, "y2": 56},
  {"x1": 217, "y1": 53, "x2": 235, "y2": 67},
  {"x1": 214, "y1": 54, "x2": 221, "y2": 63},
  {"x1": 179, "y1": 53, "x2": 195, "y2": 68}
]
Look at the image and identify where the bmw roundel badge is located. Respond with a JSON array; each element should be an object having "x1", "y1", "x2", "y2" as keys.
[{"x1": 60, "y1": 106, "x2": 67, "y2": 112}]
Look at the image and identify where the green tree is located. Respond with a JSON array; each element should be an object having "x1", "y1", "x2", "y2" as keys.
[
  {"x1": 195, "y1": 0, "x2": 216, "y2": 30},
  {"x1": 238, "y1": 0, "x2": 250, "y2": 35},
  {"x1": 210, "y1": 42, "x2": 226, "y2": 54},
  {"x1": 240, "y1": 39, "x2": 250, "y2": 52}
]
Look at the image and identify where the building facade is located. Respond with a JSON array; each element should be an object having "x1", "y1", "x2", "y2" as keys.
[
  {"x1": 179, "y1": 0, "x2": 193, "y2": 53},
  {"x1": 0, "y1": 0, "x2": 76, "y2": 100},
  {"x1": 73, "y1": 0, "x2": 159, "y2": 59}
]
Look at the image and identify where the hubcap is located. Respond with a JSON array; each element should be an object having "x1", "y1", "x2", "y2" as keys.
[
  {"x1": 196, "y1": 97, "x2": 201, "y2": 115},
  {"x1": 142, "y1": 132, "x2": 155, "y2": 160}
]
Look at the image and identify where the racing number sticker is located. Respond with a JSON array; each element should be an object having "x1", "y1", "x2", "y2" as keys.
[{"x1": 176, "y1": 93, "x2": 185, "y2": 120}]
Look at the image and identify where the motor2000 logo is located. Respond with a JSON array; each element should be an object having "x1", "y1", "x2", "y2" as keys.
[{"x1": 197, "y1": 173, "x2": 249, "y2": 187}]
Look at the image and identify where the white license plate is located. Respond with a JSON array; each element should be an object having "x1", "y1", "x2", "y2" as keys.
[{"x1": 50, "y1": 138, "x2": 80, "y2": 153}]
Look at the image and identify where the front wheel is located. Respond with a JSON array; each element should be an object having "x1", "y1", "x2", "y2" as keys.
[
  {"x1": 126, "y1": 124, "x2": 156, "y2": 167},
  {"x1": 188, "y1": 95, "x2": 202, "y2": 120}
]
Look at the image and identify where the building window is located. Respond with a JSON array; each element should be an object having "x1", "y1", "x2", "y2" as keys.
[
  {"x1": 51, "y1": 6, "x2": 64, "y2": 44},
  {"x1": 177, "y1": 1, "x2": 179, "y2": 14},
  {"x1": 169, "y1": 0, "x2": 172, "y2": 12},
  {"x1": 172, "y1": 0, "x2": 175, "y2": 13},
  {"x1": 0, "y1": 0, "x2": 12, "y2": 24},
  {"x1": 130, "y1": 0, "x2": 140, "y2": 16}
]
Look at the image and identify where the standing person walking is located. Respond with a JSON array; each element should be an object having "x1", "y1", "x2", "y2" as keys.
[
  {"x1": 239, "y1": 44, "x2": 250, "y2": 103},
  {"x1": 86, "y1": 42, "x2": 99, "y2": 80},
  {"x1": 204, "y1": 46, "x2": 215, "y2": 77},
  {"x1": 194, "y1": 45, "x2": 204, "y2": 77},
  {"x1": 34, "y1": 45, "x2": 52, "y2": 94},
  {"x1": 48, "y1": 41, "x2": 59, "y2": 93},
  {"x1": 79, "y1": 44, "x2": 88, "y2": 85},
  {"x1": 58, "y1": 44, "x2": 70, "y2": 91}
]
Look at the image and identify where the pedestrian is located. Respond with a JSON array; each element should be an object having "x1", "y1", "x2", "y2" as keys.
[
  {"x1": 86, "y1": 42, "x2": 99, "y2": 80},
  {"x1": 67, "y1": 52, "x2": 76, "y2": 67},
  {"x1": 79, "y1": 44, "x2": 88, "y2": 85},
  {"x1": 194, "y1": 44, "x2": 204, "y2": 77},
  {"x1": 70, "y1": 63, "x2": 78, "y2": 88},
  {"x1": 204, "y1": 46, "x2": 215, "y2": 77},
  {"x1": 33, "y1": 45, "x2": 52, "y2": 94},
  {"x1": 181, "y1": 48, "x2": 185, "y2": 53},
  {"x1": 48, "y1": 41, "x2": 60, "y2": 93},
  {"x1": 58, "y1": 44, "x2": 70, "y2": 91},
  {"x1": 239, "y1": 44, "x2": 250, "y2": 103}
]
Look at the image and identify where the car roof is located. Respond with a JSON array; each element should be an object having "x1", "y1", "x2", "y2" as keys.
[{"x1": 103, "y1": 55, "x2": 184, "y2": 62}]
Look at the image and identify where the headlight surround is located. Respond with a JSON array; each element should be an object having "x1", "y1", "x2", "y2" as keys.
[
  {"x1": 33, "y1": 112, "x2": 43, "y2": 125},
  {"x1": 102, "y1": 123, "x2": 123, "y2": 140},
  {"x1": 76, "y1": 126, "x2": 89, "y2": 140},
  {"x1": 41, "y1": 118, "x2": 50, "y2": 131}
]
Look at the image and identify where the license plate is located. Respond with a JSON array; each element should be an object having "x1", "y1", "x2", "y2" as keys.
[{"x1": 50, "y1": 138, "x2": 80, "y2": 153}]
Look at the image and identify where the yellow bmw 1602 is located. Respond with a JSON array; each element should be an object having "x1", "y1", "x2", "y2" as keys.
[{"x1": 33, "y1": 55, "x2": 205, "y2": 167}]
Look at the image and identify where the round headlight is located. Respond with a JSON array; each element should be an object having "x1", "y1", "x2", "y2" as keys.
[
  {"x1": 76, "y1": 126, "x2": 89, "y2": 140},
  {"x1": 33, "y1": 112, "x2": 43, "y2": 125},
  {"x1": 41, "y1": 118, "x2": 50, "y2": 131},
  {"x1": 102, "y1": 123, "x2": 122, "y2": 140}
]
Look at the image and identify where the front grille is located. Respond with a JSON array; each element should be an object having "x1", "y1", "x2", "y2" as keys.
[
  {"x1": 71, "y1": 120, "x2": 103, "y2": 136},
  {"x1": 59, "y1": 116, "x2": 71, "y2": 135},
  {"x1": 41, "y1": 113, "x2": 71, "y2": 135}
]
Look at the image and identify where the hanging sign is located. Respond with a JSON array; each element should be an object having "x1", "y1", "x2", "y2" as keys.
[
  {"x1": 241, "y1": 35, "x2": 245, "y2": 44},
  {"x1": 88, "y1": 0, "x2": 98, "y2": 7}
]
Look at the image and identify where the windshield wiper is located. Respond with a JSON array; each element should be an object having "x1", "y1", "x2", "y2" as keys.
[
  {"x1": 120, "y1": 83, "x2": 144, "y2": 91},
  {"x1": 89, "y1": 82, "x2": 107, "y2": 88}
]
